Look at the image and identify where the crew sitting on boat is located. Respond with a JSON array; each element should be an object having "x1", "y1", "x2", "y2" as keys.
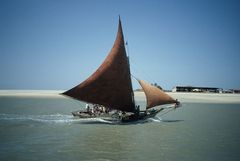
[{"x1": 85, "y1": 104, "x2": 109, "y2": 116}]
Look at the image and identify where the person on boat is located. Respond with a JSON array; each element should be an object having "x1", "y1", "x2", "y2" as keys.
[
  {"x1": 174, "y1": 99, "x2": 180, "y2": 109},
  {"x1": 98, "y1": 106, "x2": 106, "y2": 115},
  {"x1": 90, "y1": 106, "x2": 94, "y2": 115},
  {"x1": 144, "y1": 110, "x2": 148, "y2": 116},
  {"x1": 86, "y1": 104, "x2": 90, "y2": 113},
  {"x1": 105, "y1": 107, "x2": 110, "y2": 114},
  {"x1": 135, "y1": 105, "x2": 140, "y2": 116}
]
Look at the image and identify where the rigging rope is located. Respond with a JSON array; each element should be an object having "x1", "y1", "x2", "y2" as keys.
[
  {"x1": 125, "y1": 41, "x2": 156, "y2": 84},
  {"x1": 131, "y1": 74, "x2": 139, "y2": 81}
]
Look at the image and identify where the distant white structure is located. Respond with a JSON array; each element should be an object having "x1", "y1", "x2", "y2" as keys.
[{"x1": 172, "y1": 86, "x2": 222, "y2": 93}]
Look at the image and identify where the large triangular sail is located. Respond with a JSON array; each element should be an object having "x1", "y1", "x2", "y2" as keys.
[
  {"x1": 138, "y1": 80, "x2": 177, "y2": 109},
  {"x1": 62, "y1": 18, "x2": 135, "y2": 112}
]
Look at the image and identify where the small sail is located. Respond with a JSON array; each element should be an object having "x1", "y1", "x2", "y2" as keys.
[
  {"x1": 138, "y1": 80, "x2": 177, "y2": 109},
  {"x1": 63, "y1": 18, "x2": 135, "y2": 112}
]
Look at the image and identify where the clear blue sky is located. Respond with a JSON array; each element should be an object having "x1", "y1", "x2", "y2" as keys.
[{"x1": 1, "y1": 0, "x2": 240, "y2": 90}]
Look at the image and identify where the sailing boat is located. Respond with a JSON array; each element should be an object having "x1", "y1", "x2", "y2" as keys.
[{"x1": 62, "y1": 17, "x2": 180, "y2": 122}]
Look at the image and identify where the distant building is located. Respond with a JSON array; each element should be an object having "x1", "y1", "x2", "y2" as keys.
[
  {"x1": 230, "y1": 89, "x2": 240, "y2": 94},
  {"x1": 172, "y1": 86, "x2": 222, "y2": 93},
  {"x1": 222, "y1": 89, "x2": 233, "y2": 93}
]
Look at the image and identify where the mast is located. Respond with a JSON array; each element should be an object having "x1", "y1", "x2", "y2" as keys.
[
  {"x1": 124, "y1": 24, "x2": 135, "y2": 107},
  {"x1": 127, "y1": 52, "x2": 135, "y2": 109}
]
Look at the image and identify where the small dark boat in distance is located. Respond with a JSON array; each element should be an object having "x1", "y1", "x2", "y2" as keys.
[{"x1": 62, "y1": 17, "x2": 180, "y2": 122}]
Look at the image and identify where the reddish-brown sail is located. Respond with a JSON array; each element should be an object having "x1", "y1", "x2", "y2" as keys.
[
  {"x1": 63, "y1": 18, "x2": 135, "y2": 112},
  {"x1": 138, "y1": 80, "x2": 177, "y2": 109}
]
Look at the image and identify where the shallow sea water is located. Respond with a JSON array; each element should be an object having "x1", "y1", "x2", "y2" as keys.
[{"x1": 0, "y1": 95, "x2": 240, "y2": 161}]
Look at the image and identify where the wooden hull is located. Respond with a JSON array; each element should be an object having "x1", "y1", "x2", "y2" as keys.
[
  {"x1": 72, "y1": 108, "x2": 164, "y2": 122},
  {"x1": 72, "y1": 110, "x2": 114, "y2": 119},
  {"x1": 121, "y1": 108, "x2": 164, "y2": 122}
]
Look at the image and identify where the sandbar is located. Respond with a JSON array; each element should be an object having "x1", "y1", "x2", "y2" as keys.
[{"x1": 0, "y1": 90, "x2": 240, "y2": 103}]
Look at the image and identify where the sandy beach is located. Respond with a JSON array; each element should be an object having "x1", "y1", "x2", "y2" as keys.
[
  {"x1": 0, "y1": 90, "x2": 64, "y2": 97},
  {"x1": 134, "y1": 91, "x2": 240, "y2": 104},
  {"x1": 0, "y1": 90, "x2": 239, "y2": 104}
]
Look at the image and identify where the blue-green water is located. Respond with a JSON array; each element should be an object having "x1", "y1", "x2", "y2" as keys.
[{"x1": 0, "y1": 95, "x2": 240, "y2": 161}]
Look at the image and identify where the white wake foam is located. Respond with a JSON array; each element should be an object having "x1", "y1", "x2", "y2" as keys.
[
  {"x1": 148, "y1": 116, "x2": 162, "y2": 122},
  {"x1": 0, "y1": 113, "x2": 122, "y2": 124},
  {"x1": 0, "y1": 114, "x2": 165, "y2": 124},
  {"x1": 0, "y1": 113, "x2": 77, "y2": 123}
]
